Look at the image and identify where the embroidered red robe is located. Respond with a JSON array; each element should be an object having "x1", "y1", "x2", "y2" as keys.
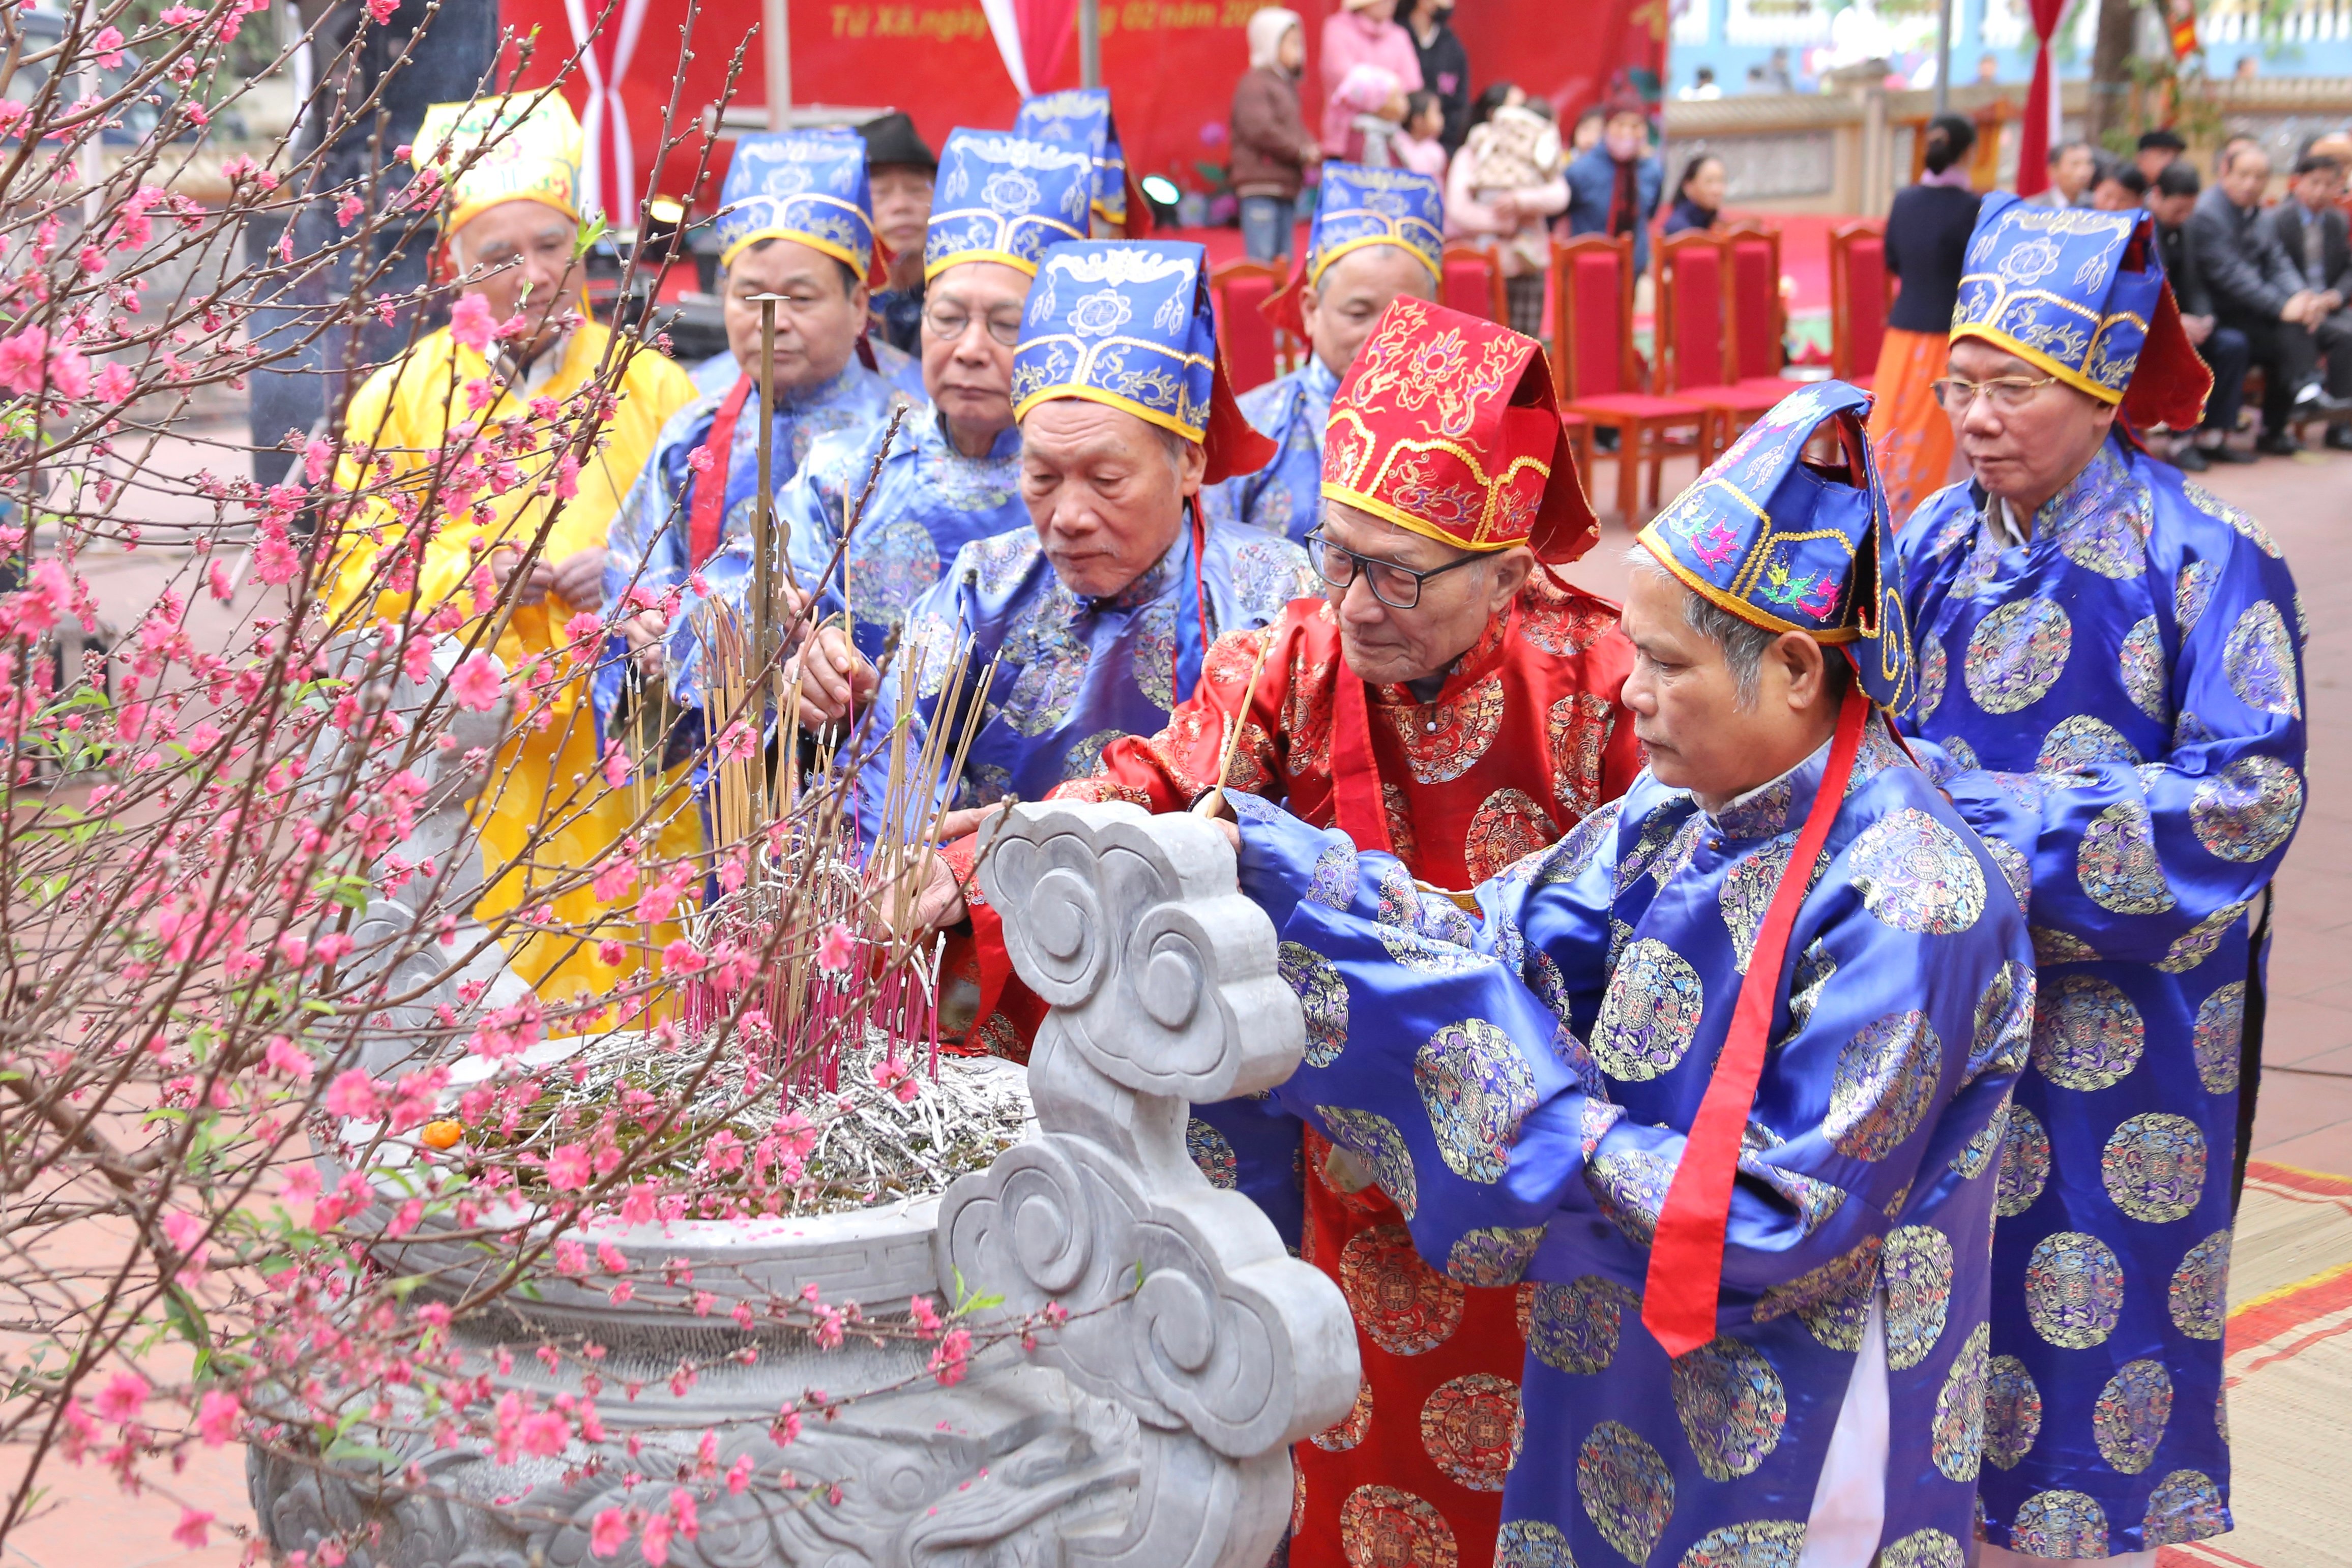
[{"x1": 962, "y1": 567, "x2": 1640, "y2": 1568}]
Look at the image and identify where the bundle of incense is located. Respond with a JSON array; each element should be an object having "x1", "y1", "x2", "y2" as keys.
[{"x1": 673, "y1": 634, "x2": 994, "y2": 1099}]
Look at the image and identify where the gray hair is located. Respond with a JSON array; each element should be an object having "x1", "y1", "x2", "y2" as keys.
[
  {"x1": 1149, "y1": 419, "x2": 1198, "y2": 484},
  {"x1": 1626, "y1": 545, "x2": 1779, "y2": 708}
]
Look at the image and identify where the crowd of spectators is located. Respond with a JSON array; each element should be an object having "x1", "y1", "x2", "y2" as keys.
[{"x1": 1226, "y1": 11, "x2": 2352, "y2": 462}]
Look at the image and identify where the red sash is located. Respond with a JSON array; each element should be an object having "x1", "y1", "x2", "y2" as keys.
[
  {"x1": 1329, "y1": 670, "x2": 1394, "y2": 857},
  {"x1": 687, "y1": 374, "x2": 753, "y2": 570},
  {"x1": 1641, "y1": 684, "x2": 1868, "y2": 1358}
]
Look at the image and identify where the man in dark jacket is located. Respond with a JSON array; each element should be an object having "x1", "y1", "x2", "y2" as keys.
[
  {"x1": 2265, "y1": 151, "x2": 2352, "y2": 448},
  {"x1": 1404, "y1": 0, "x2": 1471, "y2": 154},
  {"x1": 1564, "y1": 95, "x2": 1663, "y2": 275},
  {"x1": 858, "y1": 111, "x2": 938, "y2": 357},
  {"x1": 2187, "y1": 142, "x2": 2333, "y2": 453},
  {"x1": 2150, "y1": 161, "x2": 2255, "y2": 468}
]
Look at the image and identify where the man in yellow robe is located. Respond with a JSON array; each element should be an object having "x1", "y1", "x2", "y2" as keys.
[{"x1": 324, "y1": 93, "x2": 696, "y2": 1016}]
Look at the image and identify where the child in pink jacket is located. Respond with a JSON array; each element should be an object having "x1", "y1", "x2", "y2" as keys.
[{"x1": 1319, "y1": 0, "x2": 1422, "y2": 156}]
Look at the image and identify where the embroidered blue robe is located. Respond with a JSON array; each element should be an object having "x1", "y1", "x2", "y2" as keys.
[
  {"x1": 778, "y1": 406, "x2": 1026, "y2": 666},
  {"x1": 1894, "y1": 438, "x2": 2306, "y2": 1559},
  {"x1": 1202, "y1": 355, "x2": 1339, "y2": 546},
  {"x1": 851, "y1": 521, "x2": 1315, "y2": 838},
  {"x1": 594, "y1": 362, "x2": 909, "y2": 719},
  {"x1": 1227, "y1": 719, "x2": 2031, "y2": 1568}
]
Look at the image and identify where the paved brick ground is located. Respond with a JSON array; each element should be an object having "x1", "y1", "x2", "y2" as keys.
[{"x1": 7, "y1": 435, "x2": 2346, "y2": 1563}]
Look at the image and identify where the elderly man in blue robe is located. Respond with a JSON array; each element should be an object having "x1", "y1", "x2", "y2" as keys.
[
  {"x1": 596, "y1": 129, "x2": 907, "y2": 723},
  {"x1": 772, "y1": 129, "x2": 1095, "y2": 667},
  {"x1": 1206, "y1": 162, "x2": 1445, "y2": 545},
  {"x1": 1202, "y1": 380, "x2": 2034, "y2": 1568},
  {"x1": 1895, "y1": 194, "x2": 2307, "y2": 1568},
  {"x1": 1013, "y1": 87, "x2": 1149, "y2": 240},
  {"x1": 785, "y1": 238, "x2": 1315, "y2": 841}
]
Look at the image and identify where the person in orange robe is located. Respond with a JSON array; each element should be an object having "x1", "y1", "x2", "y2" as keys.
[{"x1": 944, "y1": 297, "x2": 1644, "y2": 1568}]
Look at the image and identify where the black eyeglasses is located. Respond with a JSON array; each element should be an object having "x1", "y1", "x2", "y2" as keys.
[
  {"x1": 1305, "y1": 527, "x2": 1484, "y2": 610},
  {"x1": 923, "y1": 302, "x2": 1025, "y2": 347}
]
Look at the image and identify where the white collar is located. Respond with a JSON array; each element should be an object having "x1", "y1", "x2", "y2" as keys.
[{"x1": 1987, "y1": 495, "x2": 2030, "y2": 548}]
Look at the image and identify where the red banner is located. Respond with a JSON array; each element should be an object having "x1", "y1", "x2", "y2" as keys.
[{"x1": 499, "y1": 0, "x2": 1668, "y2": 226}]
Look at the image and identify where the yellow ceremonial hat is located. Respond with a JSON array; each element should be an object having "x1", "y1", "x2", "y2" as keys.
[{"x1": 413, "y1": 93, "x2": 584, "y2": 239}]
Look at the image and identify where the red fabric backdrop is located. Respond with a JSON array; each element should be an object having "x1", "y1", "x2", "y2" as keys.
[
  {"x1": 497, "y1": 0, "x2": 1667, "y2": 226},
  {"x1": 2013, "y1": 0, "x2": 2067, "y2": 198}
]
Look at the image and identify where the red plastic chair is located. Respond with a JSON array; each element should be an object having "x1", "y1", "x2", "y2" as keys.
[
  {"x1": 1657, "y1": 231, "x2": 1786, "y2": 465},
  {"x1": 1440, "y1": 245, "x2": 1509, "y2": 324},
  {"x1": 1211, "y1": 259, "x2": 1294, "y2": 393},
  {"x1": 1550, "y1": 234, "x2": 1708, "y2": 523},
  {"x1": 1829, "y1": 222, "x2": 1890, "y2": 390},
  {"x1": 1723, "y1": 222, "x2": 1803, "y2": 402}
]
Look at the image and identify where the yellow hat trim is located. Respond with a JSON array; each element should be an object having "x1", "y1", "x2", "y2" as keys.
[
  {"x1": 1308, "y1": 232, "x2": 1443, "y2": 291},
  {"x1": 1012, "y1": 383, "x2": 1206, "y2": 446},
  {"x1": 923, "y1": 248, "x2": 1041, "y2": 284},
  {"x1": 1947, "y1": 322, "x2": 2125, "y2": 406}
]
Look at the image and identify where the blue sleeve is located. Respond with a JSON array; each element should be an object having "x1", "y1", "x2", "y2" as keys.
[
  {"x1": 594, "y1": 447, "x2": 689, "y2": 724},
  {"x1": 1943, "y1": 519, "x2": 2304, "y2": 969},
  {"x1": 779, "y1": 436, "x2": 856, "y2": 621},
  {"x1": 1237, "y1": 788, "x2": 2027, "y2": 1298}
]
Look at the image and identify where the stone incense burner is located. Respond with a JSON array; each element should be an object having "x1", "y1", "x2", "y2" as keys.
[{"x1": 249, "y1": 739, "x2": 1358, "y2": 1566}]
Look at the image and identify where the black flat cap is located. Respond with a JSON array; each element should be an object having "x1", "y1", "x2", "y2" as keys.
[{"x1": 857, "y1": 110, "x2": 937, "y2": 175}]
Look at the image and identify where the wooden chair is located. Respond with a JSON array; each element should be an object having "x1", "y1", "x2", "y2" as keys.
[
  {"x1": 1828, "y1": 221, "x2": 1890, "y2": 389},
  {"x1": 1210, "y1": 259, "x2": 1298, "y2": 393},
  {"x1": 1656, "y1": 231, "x2": 1787, "y2": 465},
  {"x1": 1550, "y1": 233, "x2": 1708, "y2": 523},
  {"x1": 1440, "y1": 245, "x2": 1509, "y2": 324},
  {"x1": 1722, "y1": 220, "x2": 1804, "y2": 400}
]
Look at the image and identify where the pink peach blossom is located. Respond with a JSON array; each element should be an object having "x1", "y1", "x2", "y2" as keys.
[{"x1": 449, "y1": 652, "x2": 503, "y2": 712}]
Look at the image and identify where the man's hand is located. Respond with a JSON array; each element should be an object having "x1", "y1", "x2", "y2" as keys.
[
  {"x1": 2182, "y1": 312, "x2": 2216, "y2": 346},
  {"x1": 896, "y1": 805, "x2": 1015, "y2": 934},
  {"x1": 490, "y1": 546, "x2": 555, "y2": 606},
  {"x1": 772, "y1": 578, "x2": 816, "y2": 654},
  {"x1": 549, "y1": 547, "x2": 609, "y2": 611},
  {"x1": 2321, "y1": 289, "x2": 2345, "y2": 316},
  {"x1": 784, "y1": 624, "x2": 878, "y2": 727},
  {"x1": 619, "y1": 609, "x2": 670, "y2": 678},
  {"x1": 2284, "y1": 289, "x2": 2320, "y2": 327}
]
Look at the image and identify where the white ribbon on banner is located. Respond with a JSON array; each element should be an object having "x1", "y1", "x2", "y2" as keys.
[
  {"x1": 561, "y1": 0, "x2": 655, "y2": 226},
  {"x1": 978, "y1": 0, "x2": 1034, "y2": 98}
]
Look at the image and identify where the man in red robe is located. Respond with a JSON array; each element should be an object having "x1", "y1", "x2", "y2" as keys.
[{"x1": 952, "y1": 297, "x2": 1642, "y2": 1568}]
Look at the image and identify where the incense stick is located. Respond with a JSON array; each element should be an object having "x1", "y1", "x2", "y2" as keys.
[{"x1": 1193, "y1": 632, "x2": 1273, "y2": 817}]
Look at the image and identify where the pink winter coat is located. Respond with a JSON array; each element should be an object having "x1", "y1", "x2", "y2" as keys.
[{"x1": 1318, "y1": 10, "x2": 1422, "y2": 155}]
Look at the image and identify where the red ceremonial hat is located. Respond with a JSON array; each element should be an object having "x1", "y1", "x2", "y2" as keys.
[{"x1": 1320, "y1": 296, "x2": 1599, "y2": 564}]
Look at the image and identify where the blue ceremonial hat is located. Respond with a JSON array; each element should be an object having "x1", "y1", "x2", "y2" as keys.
[
  {"x1": 1951, "y1": 190, "x2": 2209, "y2": 431},
  {"x1": 1013, "y1": 88, "x2": 1138, "y2": 234},
  {"x1": 1636, "y1": 379, "x2": 1915, "y2": 713},
  {"x1": 716, "y1": 129, "x2": 875, "y2": 275},
  {"x1": 1306, "y1": 162, "x2": 1444, "y2": 286},
  {"x1": 924, "y1": 129, "x2": 1094, "y2": 282},
  {"x1": 1266, "y1": 161, "x2": 1444, "y2": 334},
  {"x1": 1012, "y1": 239, "x2": 1274, "y2": 483}
]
